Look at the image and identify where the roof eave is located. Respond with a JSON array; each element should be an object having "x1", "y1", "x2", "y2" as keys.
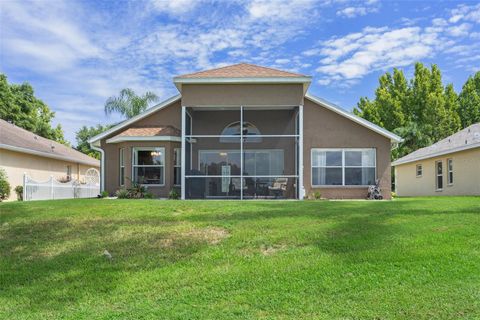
[
  {"x1": 173, "y1": 76, "x2": 312, "y2": 93},
  {"x1": 0, "y1": 143, "x2": 100, "y2": 167},
  {"x1": 392, "y1": 142, "x2": 480, "y2": 166}
]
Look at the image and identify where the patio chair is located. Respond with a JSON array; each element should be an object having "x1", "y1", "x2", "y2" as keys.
[{"x1": 268, "y1": 178, "x2": 288, "y2": 199}]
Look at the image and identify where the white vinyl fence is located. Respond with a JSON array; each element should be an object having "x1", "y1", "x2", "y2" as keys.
[{"x1": 23, "y1": 172, "x2": 100, "y2": 201}]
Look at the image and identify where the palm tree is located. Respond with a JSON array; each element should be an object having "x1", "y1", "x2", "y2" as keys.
[{"x1": 104, "y1": 88, "x2": 159, "y2": 119}]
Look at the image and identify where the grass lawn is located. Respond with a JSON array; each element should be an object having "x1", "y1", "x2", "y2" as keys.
[{"x1": 0, "y1": 197, "x2": 479, "y2": 319}]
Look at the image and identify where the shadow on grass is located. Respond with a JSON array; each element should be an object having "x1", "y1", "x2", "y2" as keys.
[{"x1": 0, "y1": 216, "x2": 225, "y2": 314}]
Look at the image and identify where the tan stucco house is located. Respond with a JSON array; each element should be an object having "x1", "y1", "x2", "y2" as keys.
[
  {"x1": 0, "y1": 119, "x2": 100, "y2": 200},
  {"x1": 89, "y1": 63, "x2": 402, "y2": 200},
  {"x1": 393, "y1": 123, "x2": 480, "y2": 196}
]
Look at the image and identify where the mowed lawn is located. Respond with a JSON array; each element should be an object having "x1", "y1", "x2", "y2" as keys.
[{"x1": 0, "y1": 198, "x2": 479, "y2": 319}]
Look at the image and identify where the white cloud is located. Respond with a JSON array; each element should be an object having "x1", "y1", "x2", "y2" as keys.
[
  {"x1": 314, "y1": 26, "x2": 443, "y2": 80},
  {"x1": 447, "y1": 23, "x2": 471, "y2": 37},
  {"x1": 150, "y1": 0, "x2": 200, "y2": 15},
  {"x1": 247, "y1": 0, "x2": 316, "y2": 21},
  {"x1": 336, "y1": 6, "x2": 378, "y2": 18}
]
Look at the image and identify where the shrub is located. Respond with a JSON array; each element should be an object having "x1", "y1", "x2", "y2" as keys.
[
  {"x1": 0, "y1": 169, "x2": 11, "y2": 201},
  {"x1": 168, "y1": 188, "x2": 180, "y2": 200},
  {"x1": 144, "y1": 192, "x2": 154, "y2": 199},
  {"x1": 14, "y1": 185, "x2": 23, "y2": 201},
  {"x1": 391, "y1": 192, "x2": 397, "y2": 198},
  {"x1": 314, "y1": 191, "x2": 321, "y2": 200},
  {"x1": 115, "y1": 188, "x2": 129, "y2": 199},
  {"x1": 100, "y1": 190, "x2": 109, "y2": 198}
]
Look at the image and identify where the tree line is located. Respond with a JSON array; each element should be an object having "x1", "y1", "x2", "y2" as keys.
[{"x1": 354, "y1": 62, "x2": 480, "y2": 159}]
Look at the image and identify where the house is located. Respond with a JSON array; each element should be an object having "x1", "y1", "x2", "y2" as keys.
[
  {"x1": 392, "y1": 124, "x2": 480, "y2": 196},
  {"x1": 89, "y1": 63, "x2": 402, "y2": 200},
  {"x1": 0, "y1": 119, "x2": 100, "y2": 200}
]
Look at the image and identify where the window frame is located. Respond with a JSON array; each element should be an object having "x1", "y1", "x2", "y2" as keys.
[
  {"x1": 447, "y1": 158, "x2": 453, "y2": 186},
  {"x1": 132, "y1": 147, "x2": 166, "y2": 186},
  {"x1": 174, "y1": 148, "x2": 181, "y2": 186},
  {"x1": 119, "y1": 148, "x2": 125, "y2": 186},
  {"x1": 435, "y1": 160, "x2": 443, "y2": 191},
  {"x1": 416, "y1": 164, "x2": 423, "y2": 178},
  {"x1": 66, "y1": 165, "x2": 72, "y2": 181},
  {"x1": 311, "y1": 148, "x2": 377, "y2": 187}
]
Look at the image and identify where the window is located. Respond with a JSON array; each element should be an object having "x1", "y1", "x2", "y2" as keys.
[
  {"x1": 447, "y1": 159, "x2": 453, "y2": 185},
  {"x1": 133, "y1": 147, "x2": 165, "y2": 185},
  {"x1": 174, "y1": 148, "x2": 181, "y2": 186},
  {"x1": 416, "y1": 164, "x2": 422, "y2": 177},
  {"x1": 436, "y1": 161, "x2": 443, "y2": 190},
  {"x1": 311, "y1": 149, "x2": 376, "y2": 186},
  {"x1": 220, "y1": 121, "x2": 261, "y2": 143},
  {"x1": 119, "y1": 148, "x2": 125, "y2": 186},
  {"x1": 66, "y1": 165, "x2": 72, "y2": 181}
]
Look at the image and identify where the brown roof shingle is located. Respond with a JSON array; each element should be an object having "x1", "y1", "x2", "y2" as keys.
[
  {"x1": 116, "y1": 125, "x2": 181, "y2": 137},
  {"x1": 176, "y1": 63, "x2": 307, "y2": 79},
  {"x1": 0, "y1": 119, "x2": 99, "y2": 166}
]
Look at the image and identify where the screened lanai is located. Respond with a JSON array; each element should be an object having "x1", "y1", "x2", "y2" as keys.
[{"x1": 181, "y1": 105, "x2": 303, "y2": 199}]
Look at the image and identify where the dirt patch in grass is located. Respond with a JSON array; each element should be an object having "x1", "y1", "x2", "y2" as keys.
[
  {"x1": 260, "y1": 244, "x2": 287, "y2": 256},
  {"x1": 183, "y1": 227, "x2": 230, "y2": 245}
]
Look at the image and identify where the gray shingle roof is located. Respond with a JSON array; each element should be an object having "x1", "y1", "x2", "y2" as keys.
[
  {"x1": 0, "y1": 119, "x2": 100, "y2": 167},
  {"x1": 392, "y1": 123, "x2": 480, "y2": 166}
]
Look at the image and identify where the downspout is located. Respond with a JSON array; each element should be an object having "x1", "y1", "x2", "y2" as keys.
[{"x1": 90, "y1": 143, "x2": 105, "y2": 193}]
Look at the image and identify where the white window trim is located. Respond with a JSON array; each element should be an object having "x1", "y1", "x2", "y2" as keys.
[
  {"x1": 447, "y1": 158, "x2": 453, "y2": 186},
  {"x1": 416, "y1": 164, "x2": 423, "y2": 178},
  {"x1": 435, "y1": 160, "x2": 443, "y2": 191},
  {"x1": 119, "y1": 148, "x2": 125, "y2": 186},
  {"x1": 174, "y1": 148, "x2": 181, "y2": 186},
  {"x1": 132, "y1": 147, "x2": 166, "y2": 187},
  {"x1": 311, "y1": 148, "x2": 377, "y2": 187}
]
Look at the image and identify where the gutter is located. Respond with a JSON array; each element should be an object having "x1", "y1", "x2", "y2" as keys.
[
  {"x1": 0, "y1": 143, "x2": 99, "y2": 167},
  {"x1": 392, "y1": 142, "x2": 480, "y2": 166},
  {"x1": 90, "y1": 143, "x2": 105, "y2": 192}
]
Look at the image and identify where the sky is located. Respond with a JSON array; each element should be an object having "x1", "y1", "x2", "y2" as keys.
[{"x1": 1, "y1": 0, "x2": 480, "y2": 144}]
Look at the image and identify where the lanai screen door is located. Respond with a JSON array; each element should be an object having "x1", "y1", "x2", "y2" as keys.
[{"x1": 181, "y1": 105, "x2": 304, "y2": 199}]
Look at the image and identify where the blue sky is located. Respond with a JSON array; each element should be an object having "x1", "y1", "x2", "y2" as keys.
[{"x1": 1, "y1": 0, "x2": 480, "y2": 144}]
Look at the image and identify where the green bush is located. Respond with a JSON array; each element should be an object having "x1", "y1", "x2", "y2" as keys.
[
  {"x1": 144, "y1": 192, "x2": 154, "y2": 199},
  {"x1": 168, "y1": 188, "x2": 180, "y2": 200},
  {"x1": 0, "y1": 169, "x2": 11, "y2": 201},
  {"x1": 100, "y1": 191, "x2": 109, "y2": 198},
  {"x1": 314, "y1": 191, "x2": 322, "y2": 200},
  {"x1": 14, "y1": 185, "x2": 23, "y2": 201},
  {"x1": 115, "y1": 188, "x2": 129, "y2": 199}
]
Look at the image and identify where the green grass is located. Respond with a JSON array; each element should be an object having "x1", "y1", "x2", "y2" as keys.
[{"x1": 0, "y1": 197, "x2": 479, "y2": 319}]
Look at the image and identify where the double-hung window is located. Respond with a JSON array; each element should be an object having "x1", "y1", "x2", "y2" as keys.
[
  {"x1": 133, "y1": 147, "x2": 165, "y2": 185},
  {"x1": 436, "y1": 161, "x2": 443, "y2": 190},
  {"x1": 311, "y1": 149, "x2": 376, "y2": 186},
  {"x1": 416, "y1": 164, "x2": 422, "y2": 177},
  {"x1": 447, "y1": 159, "x2": 453, "y2": 185},
  {"x1": 174, "y1": 148, "x2": 181, "y2": 186},
  {"x1": 119, "y1": 148, "x2": 125, "y2": 186}
]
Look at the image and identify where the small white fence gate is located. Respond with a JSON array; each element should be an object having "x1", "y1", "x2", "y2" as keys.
[{"x1": 23, "y1": 169, "x2": 100, "y2": 201}]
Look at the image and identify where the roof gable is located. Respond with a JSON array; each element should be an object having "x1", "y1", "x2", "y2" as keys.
[{"x1": 305, "y1": 94, "x2": 403, "y2": 143}]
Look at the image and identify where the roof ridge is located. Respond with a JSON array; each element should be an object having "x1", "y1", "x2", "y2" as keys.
[{"x1": 175, "y1": 62, "x2": 307, "y2": 78}]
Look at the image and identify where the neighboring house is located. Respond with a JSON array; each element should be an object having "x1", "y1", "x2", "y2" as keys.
[
  {"x1": 89, "y1": 63, "x2": 402, "y2": 200},
  {"x1": 0, "y1": 119, "x2": 100, "y2": 200},
  {"x1": 392, "y1": 123, "x2": 480, "y2": 196}
]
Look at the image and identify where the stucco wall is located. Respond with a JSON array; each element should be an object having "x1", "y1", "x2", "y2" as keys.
[
  {"x1": 303, "y1": 98, "x2": 392, "y2": 199},
  {"x1": 0, "y1": 149, "x2": 99, "y2": 201},
  {"x1": 181, "y1": 84, "x2": 304, "y2": 106},
  {"x1": 395, "y1": 148, "x2": 480, "y2": 196}
]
